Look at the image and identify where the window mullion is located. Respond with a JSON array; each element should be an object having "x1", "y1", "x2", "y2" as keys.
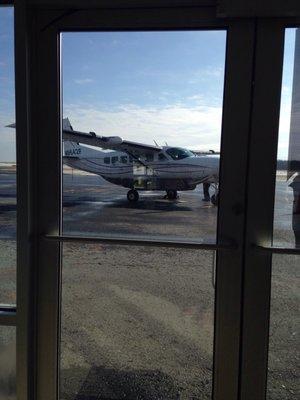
[
  {"x1": 239, "y1": 20, "x2": 285, "y2": 400},
  {"x1": 212, "y1": 20, "x2": 256, "y2": 400}
]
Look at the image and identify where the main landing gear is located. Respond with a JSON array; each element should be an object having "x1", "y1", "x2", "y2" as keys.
[
  {"x1": 127, "y1": 189, "x2": 178, "y2": 202},
  {"x1": 166, "y1": 189, "x2": 178, "y2": 200},
  {"x1": 127, "y1": 189, "x2": 139, "y2": 202}
]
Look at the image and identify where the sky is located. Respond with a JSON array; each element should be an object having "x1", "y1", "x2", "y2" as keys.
[
  {"x1": 62, "y1": 30, "x2": 225, "y2": 153},
  {"x1": 0, "y1": 7, "x2": 15, "y2": 162},
  {"x1": 0, "y1": 6, "x2": 296, "y2": 161}
]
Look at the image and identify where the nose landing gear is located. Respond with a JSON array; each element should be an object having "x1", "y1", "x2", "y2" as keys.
[
  {"x1": 202, "y1": 182, "x2": 211, "y2": 202},
  {"x1": 166, "y1": 189, "x2": 178, "y2": 200},
  {"x1": 127, "y1": 189, "x2": 139, "y2": 202}
]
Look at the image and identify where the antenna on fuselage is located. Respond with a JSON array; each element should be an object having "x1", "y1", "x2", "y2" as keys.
[
  {"x1": 165, "y1": 142, "x2": 168, "y2": 146},
  {"x1": 153, "y1": 140, "x2": 159, "y2": 147}
]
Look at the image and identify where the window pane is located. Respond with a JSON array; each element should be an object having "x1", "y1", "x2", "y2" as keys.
[
  {"x1": 260, "y1": 27, "x2": 300, "y2": 399},
  {"x1": 0, "y1": 7, "x2": 16, "y2": 304},
  {"x1": 60, "y1": 244, "x2": 215, "y2": 399},
  {"x1": 274, "y1": 28, "x2": 300, "y2": 247},
  {"x1": 0, "y1": 326, "x2": 16, "y2": 399},
  {"x1": 61, "y1": 31, "x2": 226, "y2": 242},
  {"x1": 267, "y1": 255, "x2": 299, "y2": 399}
]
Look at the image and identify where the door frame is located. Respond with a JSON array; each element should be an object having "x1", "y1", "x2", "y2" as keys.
[{"x1": 14, "y1": 2, "x2": 299, "y2": 400}]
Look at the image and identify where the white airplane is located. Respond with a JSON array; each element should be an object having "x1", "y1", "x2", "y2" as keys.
[
  {"x1": 62, "y1": 118, "x2": 220, "y2": 203},
  {"x1": 7, "y1": 118, "x2": 220, "y2": 203}
]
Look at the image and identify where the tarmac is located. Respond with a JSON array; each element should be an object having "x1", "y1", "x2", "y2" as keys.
[{"x1": 0, "y1": 165, "x2": 298, "y2": 399}]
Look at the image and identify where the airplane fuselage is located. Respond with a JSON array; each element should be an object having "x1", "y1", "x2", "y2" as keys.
[{"x1": 63, "y1": 142, "x2": 219, "y2": 192}]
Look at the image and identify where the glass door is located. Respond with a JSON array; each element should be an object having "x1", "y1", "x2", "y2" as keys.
[
  {"x1": 16, "y1": 5, "x2": 259, "y2": 400},
  {"x1": 60, "y1": 30, "x2": 226, "y2": 399}
]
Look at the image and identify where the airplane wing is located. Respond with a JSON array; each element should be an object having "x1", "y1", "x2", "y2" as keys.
[{"x1": 63, "y1": 118, "x2": 162, "y2": 157}]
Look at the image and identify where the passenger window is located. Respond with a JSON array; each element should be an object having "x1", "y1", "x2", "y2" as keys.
[
  {"x1": 146, "y1": 153, "x2": 154, "y2": 162},
  {"x1": 111, "y1": 156, "x2": 118, "y2": 164},
  {"x1": 104, "y1": 157, "x2": 110, "y2": 164},
  {"x1": 158, "y1": 153, "x2": 167, "y2": 161},
  {"x1": 121, "y1": 155, "x2": 128, "y2": 163}
]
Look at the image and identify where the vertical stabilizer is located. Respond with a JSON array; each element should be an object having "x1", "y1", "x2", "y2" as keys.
[
  {"x1": 62, "y1": 118, "x2": 82, "y2": 156},
  {"x1": 62, "y1": 117, "x2": 73, "y2": 131}
]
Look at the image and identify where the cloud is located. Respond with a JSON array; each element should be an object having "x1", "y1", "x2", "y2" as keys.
[
  {"x1": 64, "y1": 102, "x2": 223, "y2": 151},
  {"x1": 187, "y1": 67, "x2": 224, "y2": 85},
  {"x1": 73, "y1": 78, "x2": 94, "y2": 85},
  {"x1": 137, "y1": 66, "x2": 224, "y2": 85},
  {"x1": 187, "y1": 94, "x2": 204, "y2": 102}
]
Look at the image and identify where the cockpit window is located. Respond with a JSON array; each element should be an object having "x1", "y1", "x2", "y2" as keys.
[{"x1": 166, "y1": 147, "x2": 194, "y2": 160}]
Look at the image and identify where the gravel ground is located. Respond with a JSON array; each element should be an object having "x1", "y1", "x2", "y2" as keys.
[
  {"x1": 61, "y1": 245, "x2": 214, "y2": 400},
  {"x1": 60, "y1": 245, "x2": 299, "y2": 400},
  {"x1": 0, "y1": 326, "x2": 16, "y2": 400}
]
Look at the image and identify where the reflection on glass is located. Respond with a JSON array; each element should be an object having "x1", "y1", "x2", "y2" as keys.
[
  {"x1": 274, "y1": 28, "x2": 300, "y2": 247},
  {"x1": 0, "y1": 326, "x2": 16, "y2": 400},
  {"x1": 267, "y1": 255, "x2": 300, "y2": 399},
  {"x1": 62, "y1": 31, "x2": 226, "y2": 242},
  {"x1": 0, "y1": 7, "x2": 16, "y2": 304},
  {"x1": 60, "y1": 244, "x2": 215, "y2": 399}
]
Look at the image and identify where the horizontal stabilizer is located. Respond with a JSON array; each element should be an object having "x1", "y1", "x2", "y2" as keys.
[
  {"x1": 5, "y1": 117, "x2": 163, "y2": 157},
  {"x1": 5, "y1": 123, "x2": 16, "y2": 128}
]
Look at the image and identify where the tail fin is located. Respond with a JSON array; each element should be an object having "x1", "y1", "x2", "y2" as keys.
[
  {"x1": 62, "y1": 118, "x2": 82, "y2": 157},
  {"x1": 5, "y1": 123, "x2": 16, "y2": 128},
  {"x1": 6, "y1": 118, "x2": 82, "y2": 158},
  {"x1": 62, "y1": 117, "x2": 73, "y2": 132}
]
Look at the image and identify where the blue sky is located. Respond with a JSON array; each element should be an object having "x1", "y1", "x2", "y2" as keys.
[
  {"x1": 62, "y1": 31, "x2": 225, "y2": 108},
  {"x1": 0, "y1": 7, "x2": 15, "y2": 162},
  {"x1": 62, "y1": 30, "x2": 226, "y2": 152},
  {"x1": 0, "y1": 6, "x2": 296, "y2": 161}
]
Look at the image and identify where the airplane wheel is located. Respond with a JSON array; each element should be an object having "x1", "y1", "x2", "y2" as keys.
[
  {"x1": 127, "y1": 189, "x2": 139, "y2": 202},
  {"x1": 166, "y1": 189, "x2": 177, "y2": 200},
  {"x1": 211, "y1": 194, "x2": 219, "y2": 206}
]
